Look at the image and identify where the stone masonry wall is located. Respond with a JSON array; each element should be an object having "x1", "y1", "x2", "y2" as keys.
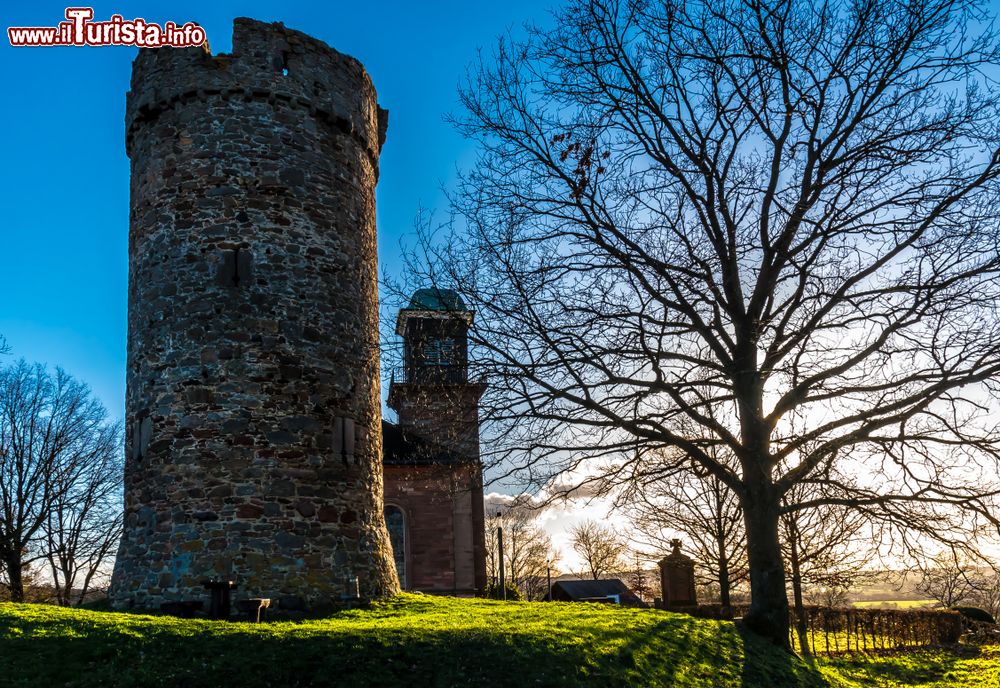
[
  {"x1": 109, "y1": 18, "x2": 399, "y2": 611},
  {"x1": 390, "y1": 384, "x2": 486, "y2": 461}
]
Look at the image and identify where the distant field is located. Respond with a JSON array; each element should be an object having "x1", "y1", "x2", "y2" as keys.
[{"x1": 852, "y1": 600, "x2": 936, "y2": 610}]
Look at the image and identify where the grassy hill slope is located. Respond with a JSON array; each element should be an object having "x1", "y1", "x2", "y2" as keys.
[{"x1": 0, "y1": 594, "x2": 995, "y2": 687}]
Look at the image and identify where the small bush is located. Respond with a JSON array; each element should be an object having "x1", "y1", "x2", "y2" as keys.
[
  {"x1": 483, "y1": 580, "x2": 523, "y2": 601},
  {"x1": 951, "y1": 607, "x2": 996, "y2": 624}
]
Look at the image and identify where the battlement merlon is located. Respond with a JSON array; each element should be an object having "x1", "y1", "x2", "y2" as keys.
[{"x1": 124, "y1": 18, "x2": 389, "y2": 161}]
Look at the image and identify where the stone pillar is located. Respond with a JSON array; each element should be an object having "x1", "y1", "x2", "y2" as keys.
[{"x1": 658, "y1": 539, "x2": 697, "y2": 608}]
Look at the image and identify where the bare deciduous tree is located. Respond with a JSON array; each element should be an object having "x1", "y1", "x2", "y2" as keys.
[
  {"x1": 486, "y1": 507, "x2": 559, "y2": 600},
  {"x1": 624, "y1": 552, "x2": 655, "y2": 603},
  {"x1": 0, "y1": 361, "x2": 121, "y2": 603},
  {"x1": 916, "y1": 551, "x2": 979, "y2": 608},
  {"x1": 403, "y1": 0, "x2": 1000, "y2": 645},
  {"x1": 44, "y1": 441, "x2": 122, "y2": 606},
  {"x1": 781, "y1": 481, "x2": 876, "y2": 653},
  {"x1": 570, "y1": 519, "x2": 627, "y2": 580},
  {"x1": 970, "y1": 569, "x2": 1000, "y2": 619},
  {"x1": 623, "y1": 460, "x2": 748, "y2": 606},
  {"x1": 805, "y1": 584, "x2": 852, "y2": 609}
]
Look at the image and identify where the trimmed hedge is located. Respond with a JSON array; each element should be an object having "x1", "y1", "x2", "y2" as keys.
[{"x1": 676, "y1": 604, "x2": 965, "y2": 655}]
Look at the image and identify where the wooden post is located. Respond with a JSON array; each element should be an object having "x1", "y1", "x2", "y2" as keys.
[{"x1": 497, "y1": 512, "x2": 505, "y2": 601}]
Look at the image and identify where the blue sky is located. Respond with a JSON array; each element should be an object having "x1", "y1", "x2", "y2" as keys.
[{"x1": 0, "y1": 1, "x2": 550, "y2": 421}]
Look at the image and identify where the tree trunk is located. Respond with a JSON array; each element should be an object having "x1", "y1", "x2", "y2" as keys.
[
  {"x1": 787, "y1": 520, "x2": 810, "y2": 656},
  {"x1": 49, "y1": 555, "x2": 68, "y2": 606},
  {"x1": 718, "y1": 548, "x2": 732, "y2": 609},
  {"x1": 742, "y1": 483, "x2": 791, "y2": 649},
  {"x1": 4, "y1": 554, "x2": 24, "y2": 603}
]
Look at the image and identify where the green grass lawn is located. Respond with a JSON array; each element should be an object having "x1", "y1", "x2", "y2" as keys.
[
  {"x1": 826, "y1": 646, "x2": 1000, "y2": 687},
  {"x1": 0, "y1": 594, "x2": 995, "y2": 687}
]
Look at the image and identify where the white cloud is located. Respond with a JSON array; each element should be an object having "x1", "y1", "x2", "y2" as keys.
[{"x1": 483, "y1": 473, "x2": 665, "y2": 575}]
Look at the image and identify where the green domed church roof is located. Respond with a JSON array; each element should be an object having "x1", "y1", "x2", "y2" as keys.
[{"x1": 405, "y1": 287, "x2": 468, "y2": 312}]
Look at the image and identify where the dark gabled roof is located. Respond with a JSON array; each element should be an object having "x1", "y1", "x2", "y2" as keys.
[
  {"x1": 381, "y1": 420, "x2": 463, "y2": 465},
  {"x1": 405, "y1": 287, "x2": 468, "y2": 312},
  {"x1": 549, "y1": 579, "x2": 647, "y2": 607}
]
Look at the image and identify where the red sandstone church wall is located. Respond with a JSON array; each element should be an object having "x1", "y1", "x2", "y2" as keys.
[{"x1": 383, "y1": 463, "x2": 482, "y2": 595}]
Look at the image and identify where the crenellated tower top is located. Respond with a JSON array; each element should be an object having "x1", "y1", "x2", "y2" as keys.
[{"x1": 124, "y1": 18, "x2": 388, "y2": 163}]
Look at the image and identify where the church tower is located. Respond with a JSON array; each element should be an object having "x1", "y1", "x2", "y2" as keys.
[
  {"x1": 389, "y1": 289, "x2": 485, "y2": 459},
  {"x1": 383, "y1": 288, "x2": 487, "y2": 594}
]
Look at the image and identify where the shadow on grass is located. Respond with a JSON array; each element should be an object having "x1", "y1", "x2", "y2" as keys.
[
  {"x1": 612, "y1": 614, "x2": 698, "y2": 686},
  {"x1": 823, "y1": 644, "x2": 981, "y2": 686},
  {"x1": 614, "y1": 612, "x2": 832, "y2": 687},
  {"x1": 2, "y1": 623, "x2": 581, "y2": 688},
  {"x1": 736, "y1": 622, "x2": 830, "y2": 688},
  {"x1": 0, "y1": 605, "x2": 702, "y2": 688},
  {"x1": 0, "y1": 603, "x2": 838, "y2": 688}
]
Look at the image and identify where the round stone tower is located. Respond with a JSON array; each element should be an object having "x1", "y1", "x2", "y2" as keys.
[{"x1": 109, "y1": 18, "x2": 399, "y2": 611}]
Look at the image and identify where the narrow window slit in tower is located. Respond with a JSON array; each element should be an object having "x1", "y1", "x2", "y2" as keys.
[
  {"x1": 132, "y1": 411, "x2": 152, "y2": 462},
  {"x1": 219, "y1": 248, "x2": 253, "y2": 288},
  {"x1": 332, "y1": 417, "x2": 343, "y2": 459},
  {"x1": 232, "y1": 248, "x2": 242, "y2": 287},
  {"x1": 343, "y1": 418, "x2": 355, "y2": 463},
  {"x1": 332, "y1": 416, "x2": 357, "y2": 465}
]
